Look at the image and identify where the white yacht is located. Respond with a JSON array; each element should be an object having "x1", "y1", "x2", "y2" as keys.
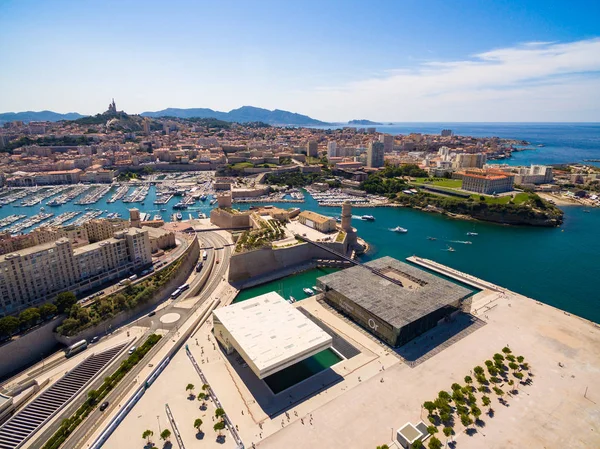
[
  {"x1": 303, "y1": 287, "x2": 314, "y2": 295},
  {"x1": 392, "y1": 226, "x2": 408, "y2": 233}
]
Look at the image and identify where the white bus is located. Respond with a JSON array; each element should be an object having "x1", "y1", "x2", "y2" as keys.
[{"x1": 65, "y1": 339, "x2": 88, "y2": 358}]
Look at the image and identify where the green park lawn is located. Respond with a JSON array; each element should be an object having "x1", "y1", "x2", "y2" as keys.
[{"x1": 413, "y1": 177, "x2": 463, "y2": 189}]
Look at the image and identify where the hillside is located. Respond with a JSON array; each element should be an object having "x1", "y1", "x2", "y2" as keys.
[
  {"x1": 141, "y1": 105, "x2": 329, "y2": 126},
  {"x1": 0, "y1": 111, "x2": 86, "y2": 124}
]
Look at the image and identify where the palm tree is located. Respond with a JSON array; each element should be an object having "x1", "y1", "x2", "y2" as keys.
[
  {"x1": 160, "y1": 429, "x2": 171, "y2": 442},
  {"x1": 194, "y1": 418, "x2": 203, "y2": 433},
  {"x1": 197, "y1": 392, "x2": 207, "y2": 408},
  {"x1": 186, "y1": 383, "x2": 195, "y2": 396},
  {"x1": 438, "y1": 391, "x2": 451, "y2": 402},
  {"x1": 493, "y1": 386, "x2": 504, "y2": 398},
  {"x1": 464, "y1": 376, "x2": 473, "y2": 391},
  {"x1": 142, "y1": 429, "x2": 154, "y2": 444},
  {"x1": 451, "y1": 383, "x2": 462, "y2": 392},
  {"x1": 471, "y1": 406, "x2": 482, "y2": 422},
  {"x1": 213, "y1": 420, "x2": 226, "y2": 436},
  {"x1": 443, "y1": 427, "x2": 453, "y2": 445},
  {"x1": 376, "y1": 445, "x2": 390, "y2": 449},
  {"x1": 502, "y1": 346, "x2": 511, "y2": 355},
  {"x1": 460, "y1": 413, "x2": 473, "y2": 429},
  {"x1": 517, "y1": 355, "x2": 524, "y2": 364},
  {"x1": 215, "y1": 407, "x2": 225, "y2": 419},
  {"x1": 423, "y1": 401, "x2": 436, "y2": 416},
  {"x1": 508, "y1": 362, "x2": 519, "y2": 373},
  {"x1": 482, "y1": 395, "x2": 491, "y2": 411},
  {"x1": 473, "y1": 366, "x2": 484, "y2": 376},
  {"x1": 202, "y1": 383, "x2": 210, "y2": 392},
  {"x1": 427, "y1": 425, "x2": 438, "y2": 436},
  {"x1": 411, "y1": 441, "x2": 424, "y2": 449},
  {"x1": 428, "y1": 436, "x2": 442, "y2": 449}
]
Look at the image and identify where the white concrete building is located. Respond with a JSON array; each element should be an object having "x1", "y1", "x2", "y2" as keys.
[{"x1": 213, "y1": 292, "x2": 332, "y2": 379}]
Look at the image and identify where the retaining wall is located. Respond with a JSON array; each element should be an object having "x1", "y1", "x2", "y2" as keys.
[
  {"x1": 0, "y1": 317, "x2": 63, "y2": 380},
  {"x1": 228, "y1": 241, "x2": 346, "y2": 284},
  {"x1": 55, "y1": 236, "x2": 200, "y2": 345}
]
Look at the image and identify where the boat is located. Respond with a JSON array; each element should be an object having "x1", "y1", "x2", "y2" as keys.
[
  {"x1": 210, "y1": 199, "x2": 218, "y2": 206},
  {"x1": 312, "y1": 285, "x2": 322, "y2": 292},
  {"x1": 583, "y1": 210, "x2": 590, "y2": 213},
  {"x1": 335, "y1": 216, "x2": 341, "y2": 223},
  {"x1": 303, "y1": 287, "x2": 314, "y2": 295},
  {"x1": 447, "y1": 246, "x2": 455, "y2": 252},
  {"x1": 200, "y1": 194, "x2": 207, "y2": 201},
  {"x1": 392, "y1": 226, "x2": 408, "y2": 233},
  {"x1": 198, "y1": 212, "x2": 207, "y2": 219},
  {"x1": 427, "y1": 236, "x2": 437, "y2": 241},
  {"x1": 160, "y1": 208, "x2": 167, "y2": 212},
  {"x1": 153, "y1": 214, "x2": 162, "y2": 221},
  {"x1": 467, "y1": 232, "x2": 478, "y2": 236},
  {"x1": 289, "y1": 296, "x2": 296, "y2": 303},
  {"x1": 361, "y1": 215, "x2": 375, "y2": 221},
  {"x1": 176, "y1": 212, "x2": 182, "y2": 220}
]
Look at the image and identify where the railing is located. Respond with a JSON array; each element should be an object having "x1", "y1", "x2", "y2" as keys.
[{"x1": 165, "y1": 403, "x2": 185, "y2": 449}]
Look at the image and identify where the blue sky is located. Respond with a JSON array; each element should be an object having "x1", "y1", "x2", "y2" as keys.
[{"x1": 1, "y1": 0, "x2": 599, "y2": 121}]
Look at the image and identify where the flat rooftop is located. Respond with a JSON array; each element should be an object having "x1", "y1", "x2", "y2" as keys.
[
  {"x1": 317, "y1": 256, "x2": 473, "y2": 328},
  {"x1": 213, "y1": 292, "x2": 333, "y2": 379}
]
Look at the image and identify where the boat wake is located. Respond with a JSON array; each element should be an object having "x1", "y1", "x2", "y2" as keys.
[{"x1": 450, "y1": 240, "x2": 472, "y2": 245}]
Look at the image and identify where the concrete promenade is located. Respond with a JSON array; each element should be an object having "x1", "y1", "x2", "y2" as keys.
[{"x1": 254, "y1": 259, "x2": 600, "y2": 449}]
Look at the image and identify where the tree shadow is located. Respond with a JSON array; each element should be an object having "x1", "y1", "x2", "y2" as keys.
[
  {"x1": 466, "y1": 427, "x2": 478, "y2": 436},
  {"x1": 188, "y1": 394, "x2": 196, "y2": 401},
  {"x1": 475, "y1": 418, "x2": 486, "y2": 428},
  {"x1": 195, "y1": 431, "x2": 205, "y2": 440},
  {"x1": 144, "y1": 443, "x2": 154, "y2": 449},
  {"x1": 487, "y1": 409, "x2": 495, "y2": 418},
  {"x1": 448, "y1": 442, "x2": 457, "y2": 449},
  {"x1": 199, "y1": 403, "x2": 208, "y2": 411},
  {"x1": 216, "y1": 435, "x2": 226, "y2": 444},
  {"x1": 162, "y1": 442, "x2": 173, "y2": 449},
  {"x1": 498, "y1": 398, "x2": 510, "y2": 407}
]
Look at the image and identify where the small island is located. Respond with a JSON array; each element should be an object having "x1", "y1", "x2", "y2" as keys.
[{"x1": 348, "y1": 119, "x2": 382, "y2": 125}]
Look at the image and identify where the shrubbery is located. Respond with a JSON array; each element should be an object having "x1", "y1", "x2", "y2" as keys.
[{"x1": 57, "y1": 258, "x2": 183, "y2": 337}]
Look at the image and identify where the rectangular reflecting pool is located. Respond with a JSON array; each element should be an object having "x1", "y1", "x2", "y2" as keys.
[{"x1": 263, "y1": 348, "x2": 342, "y2": 394}]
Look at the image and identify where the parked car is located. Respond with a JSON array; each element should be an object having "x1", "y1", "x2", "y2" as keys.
[
  {"x1": 99, "y1": 401, "x2": 109, "y2": 411},
  {"x1": 148, "y1": 311, "x2": 156, "y2": 317},
  {"x1": 90, "y1": 336, "x2": 99, "y2": 344},
  {"x1": 128, "y1": 346, "x2": 136, "y2": 355}
]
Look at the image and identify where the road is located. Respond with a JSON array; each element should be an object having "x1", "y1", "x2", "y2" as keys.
[{"x1": 59, "y1": 231, "x2": 232, "y2": 449}]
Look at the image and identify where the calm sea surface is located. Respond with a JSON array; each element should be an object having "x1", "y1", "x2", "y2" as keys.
[{"x1": 1, "y1": 123, "x2": 599, "y2": 323}]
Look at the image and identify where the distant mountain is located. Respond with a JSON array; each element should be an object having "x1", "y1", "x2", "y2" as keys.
[
  {"x1": 141, "y1": 105, "x2": 330, "y2": 126},
  {"x1": 0, "y1": 111, "x2": 86, "y2": 124},
  {"x1": 348, "y1": 119, "x2": 382, "y2": 125}
]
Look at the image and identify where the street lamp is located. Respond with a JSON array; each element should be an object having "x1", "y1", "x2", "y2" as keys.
[{"x1": 157, "y1": 415, "x2": 161, "y2": 433}]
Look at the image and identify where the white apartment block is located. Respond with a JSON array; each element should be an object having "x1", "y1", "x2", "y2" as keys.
[{"x1": 0, "y1": 228, "x2": 152, "y2": 316}]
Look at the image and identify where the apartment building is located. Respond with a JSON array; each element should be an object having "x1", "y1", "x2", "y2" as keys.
[
  {"x1": 453, "y1": 153, "x2": 487, "y2": 169},
  {"x1": 0, "y1": 228, "x2": 152, "y2": 316},
  {"x1": 367, "y1": 141, "x2": 385, "y2": 168}
]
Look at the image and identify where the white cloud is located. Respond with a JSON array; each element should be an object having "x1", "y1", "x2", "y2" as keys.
[{"x1": 299, "y1": 38, "x2": 600, "y2": 122}]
